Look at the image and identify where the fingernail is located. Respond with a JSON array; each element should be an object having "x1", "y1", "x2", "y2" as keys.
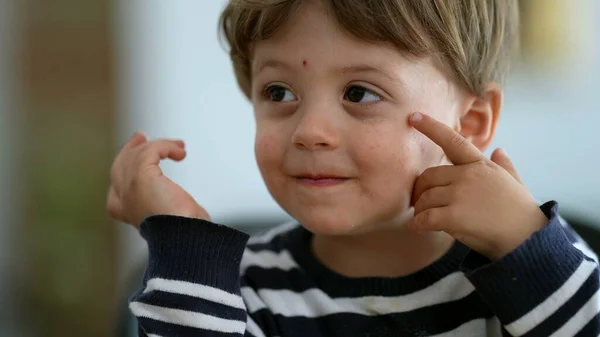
[{"x1": 410, "y1": 112, "x2": 423, "y2": 124}]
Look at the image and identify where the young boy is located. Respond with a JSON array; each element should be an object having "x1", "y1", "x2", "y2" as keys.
[{"x1": 107, "y1": 0, "x2": 600, "y2": 336}]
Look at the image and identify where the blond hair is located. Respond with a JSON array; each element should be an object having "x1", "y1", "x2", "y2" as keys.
[{"x1": 220, "y1": 0, "x2": 519, "y2": 98}]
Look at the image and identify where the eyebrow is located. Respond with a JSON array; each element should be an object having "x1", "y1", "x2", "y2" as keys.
[
  {"x1": 340, "y1": 64, "x2": 396, "y2": 82},
  {"x1": 253, "y1": 59, "x2": 396, "y2": 82},
  {"x1": 253, "y1": 59, "x2": 292, "y2": 76}
]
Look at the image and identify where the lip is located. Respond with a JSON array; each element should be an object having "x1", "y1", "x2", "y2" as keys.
[{"x1": 294, "y1": 174, "x2": 350, "y2": 187}]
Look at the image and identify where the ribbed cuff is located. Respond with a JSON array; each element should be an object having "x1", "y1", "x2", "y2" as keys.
[
  {"x1": 461, "y1": 201, "x2": 584, "y2": 323},
  {"x1": 140, "y1": 215, "x2": 250, "y2": 294}
]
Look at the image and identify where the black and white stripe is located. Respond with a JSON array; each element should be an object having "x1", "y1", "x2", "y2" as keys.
[{"x1": 130, "y1": 202, "x2": 600, "y2": 336}]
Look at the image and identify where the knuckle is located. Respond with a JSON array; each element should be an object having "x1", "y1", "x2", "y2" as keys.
[
  {"x1": 134, "y1": 146, "x2": 155, "y2": 166},
  {"x1": 475, "y1": 159, "x2": 491, "y2": 171},
  {"x1": 467, "y1": 166, "x2": 480, "y2": 180},
  {"x1": 151, "y1": 139, "x2": 169, "y2": 149},
  {"x1": 420, "y1": 209, "x2": 434, "y2": 227},
  {"x1": 472, "y1": 162, "x2": 493, "y2": 179},
  {"x1": 137, "y1": 144, "x2": 152, "y2": 158},
  {"x1": 422, "y1": 209, "x2": 443, "y2": 231},
  {"x1": 420, "y1": 167, "x2": 436, "y2": 181},
  {"x1": 421, "y1": 166, "x2": 435, "y2": 176},
  {"x1": 449, "y1": 185, "x2": 461, "y2": 200},
  {"x1": 457, "y1": 169, "x2": 469, "y2": 181},
  {"x1": 462, "y1": 164, "x2": 479, "y2": 180},
  {"x1": 420, "y1": 189, "x2": 433, "y2": 204},
  {"x1": 487, "y1": 162, "x2": 501, "y2": 175},
  {"x1": 411, "y1": 214, "x2": 423, "y2": 231},
  {"x1": 412, "y1": 181, "x2": 423, "y2": 198},
  {"x1": 413, "y1": 199, "x2": 425, "y2": 215},
  {"x1": 421, "y1": 210, "x2": 431, "y2": 224},
  {"x1": 417, "y1": 168, "x2": 439, "y2": 190},
  {"x1": 144, "y1": 140, "x2": 170, "y2": 156}
]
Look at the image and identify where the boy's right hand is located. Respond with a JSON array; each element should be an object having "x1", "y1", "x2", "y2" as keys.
[{"x1": 106, "y1": 132, "x2": 210, "y2": 229}]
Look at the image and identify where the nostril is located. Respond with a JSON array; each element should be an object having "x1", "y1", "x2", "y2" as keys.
[{"x1": 294, "y1": 141, "x2": 329, "y2": 150}]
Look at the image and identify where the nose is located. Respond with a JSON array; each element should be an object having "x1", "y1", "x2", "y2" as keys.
[{"x1": 291, "y1": 102, "x2": 341, "y2": 151}]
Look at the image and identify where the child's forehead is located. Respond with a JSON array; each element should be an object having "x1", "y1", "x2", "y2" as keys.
[
  {"x1": 251, "y1": 34, "x2": 407, "y2": 75},
  {"x1": 247, "y1": 1, "x2": 426, "y2": 75},
  {"x1": 247, "y1": 1, "x2": 452, "y2": 89},
  {"x1": 250, "y1": 2, "x2": 387, "y2": 56},
  {"x1": 250, "y1": 37, "x2": 438, "y2": 84}
]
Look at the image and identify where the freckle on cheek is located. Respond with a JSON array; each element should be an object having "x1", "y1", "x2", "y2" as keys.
[
  {"x1": 265, "y1": 140, "x2": 275, "y2": 152},
  {"x1": 257, "y1": 136, "x2": 273, "y2": 152}
]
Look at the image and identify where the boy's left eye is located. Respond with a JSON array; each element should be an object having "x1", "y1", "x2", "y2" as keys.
[{"x1": 344, "y1": 86, "x2": 382, "y2": 103}]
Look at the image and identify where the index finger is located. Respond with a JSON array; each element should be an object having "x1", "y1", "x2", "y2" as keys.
[
  {"x1": 409, "y1": 112, "x2": 483, "y2": 165},
  {"x1": 125, "y1": 132, "x2": 147, "y2": 149}
]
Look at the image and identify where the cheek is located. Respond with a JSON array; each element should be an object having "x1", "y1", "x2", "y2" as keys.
[
  {"x1": 255, "y1": 132, "x2": 281, "y2": 172},
  {"x1": 354, "y1": 126, "x2": 445, "y2": 190},
  {"x1": 354, "y1": 127, "x2": 422, "y2": 186}
]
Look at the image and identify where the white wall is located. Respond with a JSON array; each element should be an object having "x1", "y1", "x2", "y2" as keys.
[
  {"x1": 114, "y1": 0, "x2": 286, "y2": 283},
  {"x1": 115, "y1": 0, "x2": 600, "y2": 268},
  {"x1": 115, "y1": 0, "x2": 279, "y2": 223}
]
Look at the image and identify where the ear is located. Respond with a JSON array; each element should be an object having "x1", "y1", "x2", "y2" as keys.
[{"x1": 456, "y1": 83, "x2": 503, "y2": 152}]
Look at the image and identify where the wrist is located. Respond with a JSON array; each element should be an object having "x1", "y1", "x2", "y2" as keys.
[
  {"x1": 168, "y1": 206, "x2": 211, "y2": 221},
  {"x1": 489, "y1": 204, "x2": 549, "y2": 260},
  {"x1": 134, "y1": 207, "x2": 210, "y2": 229}
]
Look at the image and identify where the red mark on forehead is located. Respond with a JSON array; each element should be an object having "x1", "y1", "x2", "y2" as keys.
[{"x1": 302, "y1": 59, "x2": 308, "y2": 67}]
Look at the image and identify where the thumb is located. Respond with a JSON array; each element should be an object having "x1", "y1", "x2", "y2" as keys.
[{"x1": 491, "y1": 148, "x2": 523, "y2": 184}]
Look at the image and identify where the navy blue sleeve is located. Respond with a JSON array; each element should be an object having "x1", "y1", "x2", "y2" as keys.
[
  {"x1": 129, "y1": 215, "x2": 262, "y2": 337},
  {"x1": 462, "y1": 201, "x2": 600, "y2": 337}
]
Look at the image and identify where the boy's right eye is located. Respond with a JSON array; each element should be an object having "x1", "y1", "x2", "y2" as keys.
[{"x1": 264, "y1": 85, "x2": 297, "y2": 102}]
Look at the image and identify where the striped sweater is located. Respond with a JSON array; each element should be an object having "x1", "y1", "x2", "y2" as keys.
[{"x1": 130, "y1": 201, "x2": 600, "y2": 336}]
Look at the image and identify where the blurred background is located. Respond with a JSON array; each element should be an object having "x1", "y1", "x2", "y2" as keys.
[{"x1": 0, "y1": 0, "x2": 598, "y2": 336}]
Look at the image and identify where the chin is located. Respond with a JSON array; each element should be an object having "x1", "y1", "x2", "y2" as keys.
[
  {"x1": 285, "y1": 208, "x2": 357, "y2": 236},
  {"x1": 289, "y1": 205, "x2": 414, "y2": 237},
  {"x1": 289, "y1": 209, "x2": 384, "y2": 236}
]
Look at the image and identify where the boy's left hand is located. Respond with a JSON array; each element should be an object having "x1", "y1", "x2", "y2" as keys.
[{"x1": 408, "y1": 112, "x2": 548, "y2": 260}]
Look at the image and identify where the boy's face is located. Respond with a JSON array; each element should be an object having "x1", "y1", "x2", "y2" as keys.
[{"x1": 251, "y1": 1, "x2": 465, "y2": 235}]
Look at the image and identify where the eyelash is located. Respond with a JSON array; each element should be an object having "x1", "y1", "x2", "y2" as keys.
[
  {"x1": 260, "y1": 83, "x2": 384, "y2": 107},
  {"x1": 263, "y1": 84, "x2": 287, "y2": 99},
  {"x1": 343, "y1": 85, "x2": 383, "y2": 108}
]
